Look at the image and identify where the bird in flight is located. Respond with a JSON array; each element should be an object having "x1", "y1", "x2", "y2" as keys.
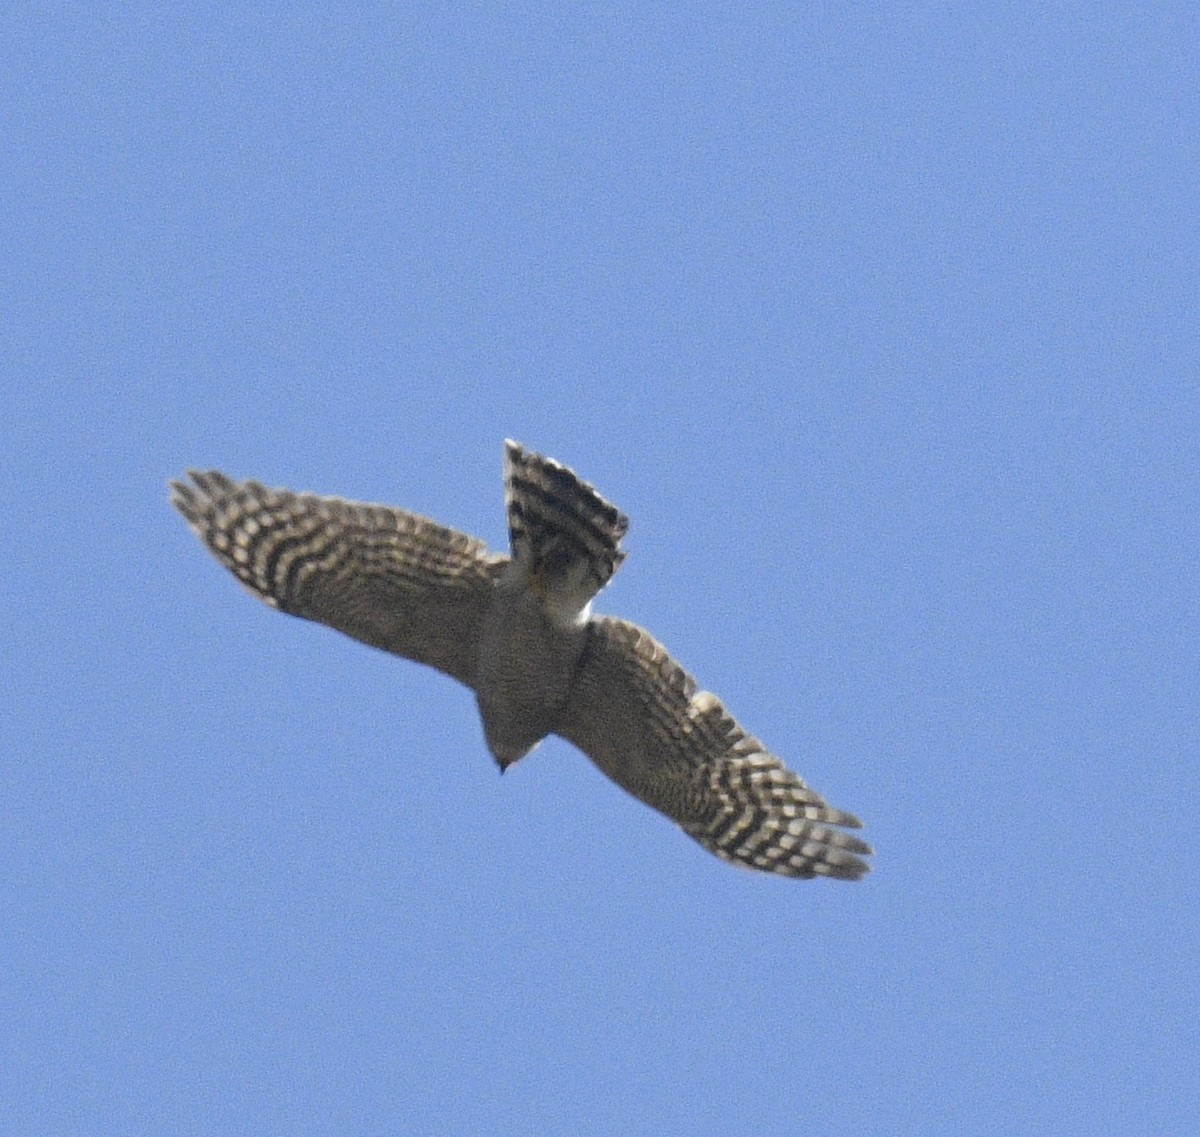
[{"x1": 171, "y1": 442, "x2": 871, "y2": 880}]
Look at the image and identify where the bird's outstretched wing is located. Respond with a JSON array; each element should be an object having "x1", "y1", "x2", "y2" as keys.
[
  {"x1": 555, "y1": 616, "x2": 872, "y2": 880},
  {"x1": 171, "y1": 471, "x2": 507, "y2": 687}
]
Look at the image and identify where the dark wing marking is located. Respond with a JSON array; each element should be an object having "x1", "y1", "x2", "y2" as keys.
[
  {"x1": 555, "y1": 616, "x2": 872, "y2": 880},
  {"x1": 171, "y1": 471, "x2": 507, "y2": 687}
]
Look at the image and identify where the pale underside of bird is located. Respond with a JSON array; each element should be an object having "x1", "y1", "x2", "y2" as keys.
[{"x1": 171, "y1": 441, "x2": 872, "y2": 881}]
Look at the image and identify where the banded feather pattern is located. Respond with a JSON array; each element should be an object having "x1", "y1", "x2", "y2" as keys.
[
  {"x1": 504, "y1": 440, "x2": 628, "y2": 600},
  {"x1": 557, "y1": 618, "x2": 871, "y2": 880},
  {"x1": 171, "y1": 471, "x2": 504, "y2": 686}
]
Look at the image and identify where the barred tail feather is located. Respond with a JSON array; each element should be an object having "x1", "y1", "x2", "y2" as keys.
[{"x1": 504, "y1": 440, "x2": 629, "y2": 613}]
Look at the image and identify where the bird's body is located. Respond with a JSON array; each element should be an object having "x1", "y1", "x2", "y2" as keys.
[
  {"x1": 475, "y1": 564, "x2": 588, "y2": 766},
  {"x1": 171, "y1": 441, "x2": 872, "y2": 880},
  {"x1": 473, "y1": 443, "x2": 628, "y2": 766}
]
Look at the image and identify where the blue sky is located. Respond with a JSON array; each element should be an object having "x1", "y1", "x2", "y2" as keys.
[{"x1": 3, "y1": 4, "x2": 1196, "y2": 1134}]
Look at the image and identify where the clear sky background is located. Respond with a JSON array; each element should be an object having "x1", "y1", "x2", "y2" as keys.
[{"x1": 3, "y1": 5, "x2": 1196, "y2": 1135}]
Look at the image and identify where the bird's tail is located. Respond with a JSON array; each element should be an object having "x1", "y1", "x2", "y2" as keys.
[{"x1": 503, "y1": 441, "x2": 629, "y2": 617}]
